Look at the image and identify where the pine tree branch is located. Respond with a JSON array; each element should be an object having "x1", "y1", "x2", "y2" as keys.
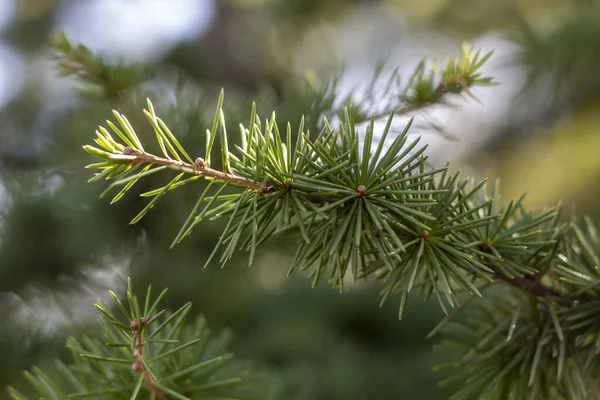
[
  {"x1": 60, "y1": 27, "x2": 600, "y2": 399},
  {"x1": 123, "y1": 145, "x2": 573, "y2": 306},
  {"x1": 83, "y1": 92, "x2": 561, "y2": 314},
  {"x1": 10, "y1": 280, "x2": 263, "y2": 399},
  {"x1": 367, "y1": 45, "x2": 496, "y2": 120},
  {"x1": 80, "y1": 44, "x2": 557, "y2": 323},
  {"x1": 50, "y1": 32, "x2": 148, "y2": 103}
]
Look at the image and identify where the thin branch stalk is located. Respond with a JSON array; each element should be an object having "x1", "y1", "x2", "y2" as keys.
[
  {"x1": 130, "y1": 317, "x2": 161, "y2": 397},
  {"x1": 485, "y1": 262, "x2": 574, "y2": 305},
  {"x1": 122, "y1": 147, "x2": 272, "y2": 193}
]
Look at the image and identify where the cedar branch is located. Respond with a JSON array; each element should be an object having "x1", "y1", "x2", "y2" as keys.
[{"x1": 122, "y1": 148, "x2": 580, "y2": 306}]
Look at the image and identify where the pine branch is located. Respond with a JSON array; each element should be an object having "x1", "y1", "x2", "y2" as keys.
[
  {"x1": 80, "y1": 86, "x2": 546, "y2": 318},
  {"x1": 67, "y1": 35, "x2": 600, "y2": 399},
  {"x1": 434, "y1": 216, "x2": 600, "y2": 399},
  {"x1": 8, "y1": 279, "x2": 264, "y2": 399},
  {"x1": 50, "y1": 32, "x2": 149, "y2": 103},
  {"x1": 96, "y1": 132, "x2": 570, "y2": 307},
  {"x1": 360, "y1": 43, "x2": 497, "y2": 122}
]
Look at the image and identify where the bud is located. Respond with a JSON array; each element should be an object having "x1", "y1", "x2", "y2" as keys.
[
  {"x1": 195, "y1": 157, "x2": 206, "y2": 169},
  {"x1": 356, "y1": 185, "x2": 367, "y2": 197},
  {"x1": 122, "y1": 147, "x2": 137, "y2": 156}
]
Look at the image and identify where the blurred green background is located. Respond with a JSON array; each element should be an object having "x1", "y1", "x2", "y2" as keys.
[{"x1": 1, "y1": 0, "x2": 599, "y2": 399}]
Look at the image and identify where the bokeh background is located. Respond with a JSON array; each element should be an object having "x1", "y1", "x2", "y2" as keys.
[{"x1": 1, "y1": 0, "x2": 599, "y2": 399}]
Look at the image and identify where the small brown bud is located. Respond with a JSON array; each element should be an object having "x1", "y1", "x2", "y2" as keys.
[
  {"x1": 139, "y1": 316, "x2": 148, "y2": 326},
  {"x1": 195, "y1": 157, "x2": 206, "y2": 169},
  {"x1": 122, "y1": 147, "x2": 136, "y2": 156},
  {"x1": 131, "y1": 362, "x2": 142, "y2": 371},
  {"x1": 133, "y1": 349, "x2": 140, "y2": 358},
  {"x1": 421, "y1": 230, "x2": 430, "y2": 239},
  {"x1": 130, "y1": 320, "x2": 139, "y2": 330}
]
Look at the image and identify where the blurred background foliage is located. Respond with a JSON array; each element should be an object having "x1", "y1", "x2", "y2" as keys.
[{"x1": 0, "y1": 0, "x2": 599, "y2": 399}]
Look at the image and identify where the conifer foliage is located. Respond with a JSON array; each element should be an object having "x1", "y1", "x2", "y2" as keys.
[
  {"x1": 8, "y1": 279, "x2": 262, "y2": 400},
  {"x1": 10, "y1": 33, "x2": 600, "y2": 399}
]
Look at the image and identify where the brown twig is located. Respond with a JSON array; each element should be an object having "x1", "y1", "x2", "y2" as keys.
[
  {"x1": 478, "y1": 241, "x2": 581, "y2": 306},
  {"x1": 485, "y1": 262, "x2": 573, "y2": 304},
  {"x1": 130, "y1": 317, "x2": 161, "y2": 397},
  {"x1": 121, "y1": 147, "x2": 274, "y2": 193}
]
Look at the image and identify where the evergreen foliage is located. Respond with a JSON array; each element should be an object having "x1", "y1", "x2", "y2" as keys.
[
  {"x1": 50, "y1": 32, "x2": 148, "y2": 103},
  {"x1": 79, "y1": 42, "x2": 496, "y2": 318},
  {"x1": 8, "y1": 279, "x2": 263, "y2": 399},
  {"x1": 8, "y1": 30, "x2": 600, "y2": 400}
]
